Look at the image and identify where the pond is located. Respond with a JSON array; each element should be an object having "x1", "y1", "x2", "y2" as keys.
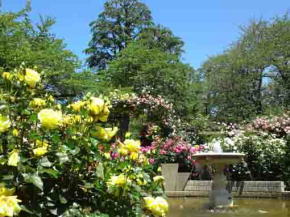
[{"x1": 168, "y1": 198, "x2": 290, "y2": 217}]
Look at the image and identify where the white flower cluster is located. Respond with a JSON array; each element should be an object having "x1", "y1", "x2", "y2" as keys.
[{"x1": 221, "y1": 132, "x2": 287, "y2": 161}]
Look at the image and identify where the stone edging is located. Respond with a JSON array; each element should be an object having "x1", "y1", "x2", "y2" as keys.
[{"x1": 166, "y1": 180, "x2": 290, "y2": 199}]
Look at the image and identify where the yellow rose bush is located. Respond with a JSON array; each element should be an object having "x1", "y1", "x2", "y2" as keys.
[{"x1": 0, "y1": 67, "x2": 167, "y2": 217}]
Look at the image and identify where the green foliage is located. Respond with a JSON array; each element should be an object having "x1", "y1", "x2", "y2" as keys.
[
  {"x1": 137, "y1": 25, "x2": 184, "y2": 57},
  {"x1": 0, "y1": 9, "x2": 81, "y2": 96},
  {"x1": 221, "y1": 132, "x2": 287, "y2": 181},
  {"x1": 104, "y1": 41, "x2": 197, "y2": 117},
  {"x1": 85, "y1": 0, "x2": 152, "y2": 69},
  {"x1": 201, "y1": 12, "x2": 290, "y2": 122}
]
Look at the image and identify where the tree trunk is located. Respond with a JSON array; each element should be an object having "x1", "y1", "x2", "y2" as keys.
[{"x1": 119, "y1": 114, "x2": 130, "y2": 141}]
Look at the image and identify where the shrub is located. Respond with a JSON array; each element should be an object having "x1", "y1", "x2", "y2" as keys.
[
  {"x1": 0, "y1": 67, "x2": 167, "y2": 216},
  {"x1": 221, "y1": 132, "x2": 287, "y2": 181},
  {"x1": 142, "y1": 136, "x2": 204, "y2": 172}
]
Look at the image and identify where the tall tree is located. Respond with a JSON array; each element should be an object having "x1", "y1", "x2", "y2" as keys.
[
  {"x1": 0, "y1": 9, "x2": 81, "y2": 96},
  {"x1": 137, "y1": 25, "x2": 184, "y2": 57},
  {"x1": 104, "y1": 40, "x2": 197, "y2": 117},
  {"x1": 201, "y1": 13, "x2": 290, "y2": 122},
  {"x1": 202, "y1": 50, "x2": 257, "y2": 121},
  {"x1": 85, "y1": 0, "x2": 152, "y2": 70},
  {"x1": 266, "y1": 14, "x2": 290, "y2": 107}
]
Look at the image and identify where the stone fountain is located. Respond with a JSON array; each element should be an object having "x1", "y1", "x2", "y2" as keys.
[{"x1": 193, "y1": 140, "x2": 244, "y2": 208}]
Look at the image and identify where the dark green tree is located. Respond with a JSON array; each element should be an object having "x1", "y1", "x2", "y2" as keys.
[
  {"x1": 137, "y1": 25, "x2": 184, "y2": 57},
  {"x1": 85, "y1": 0, "x2": 152, "y2": 70}
]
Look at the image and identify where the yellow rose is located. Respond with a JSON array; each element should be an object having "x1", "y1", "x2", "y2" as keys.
[
  {"x1": 144, "y1": 196, "x2": 168, "y2": 217},
  {"x1": 97, "y1": 105, "x2": 110, "y2": 122},
  {"x1": 137, "y1": 178, "x2": 147, "y2": 186},
  {"x1": 144, "y1": 196, "x2": 154, "y2": 209},
  {"x1": 29, "y1": 98, "x2": 46, "y2": 108},
  {"x1": 72, "y1": 115, "x2": 81, "y2": 123},
  {"x1": 129, "y1": 152, "x2": 138, "y2": 160},
  {"x1": 38, "y1": 109, "x2": 62, "y2": 129},
  {"x1": 0, "y1": 184, "x2": 15, "y2": 196},
  {"x1": 88, "y1": 97, "x2": 105, "y2": 115},
  {"x1": 16, "y1": 72, "x2": 24, "y2": 81},
  {"x1": 69, "y1": 101, "x2": 86, "y2": 112},
  {"x1": 24, "y1": 68, "x2": 41, "y2": 88},
  {"x1": 56, "y1": 104, "x2": 61, "y2": 110},
  {"x1": 35, "y1": 139, "x2": 49, "y2": 147},
  {"x1": 63, "y1": 115, "x2": 74, "y2": 126},
  {"x1": 107, "y1": 174, "x2": 130, "y2": 187},
  {"x1": 0, "y1": 184, "x2": 21, "y2": 216},
  {"x1": 2, "y1": 72, "x2": 12, "y2": 80},
  {"x1": 0, "y1": 195, "x2": 21, "y2": 217},
  {"x1": 33, "y1": 147, "x2": 48, "y2": 157},
  {"x1": 125, "y1": 132, "x2": 132, "y2": 138},
  {"x1": 33, "y1": 140, "x2": 49, "y2": 157},
  {"x1": 12, "y1": 129, "x2": 19, "y2": 137},
  {"x1": 153, "y1": 176, "x2": 165, "y2": 183},
  {"x1": 118, "y1": 145, "x2": 129, "y2": 156},
  {"x1": 85, "y1": 116, "x2": 94, "y2": 123},
  {"x1": 0, "y1": 115, "x2": 11, "y2": 133},
  {"x1": 8, "y1": 149, "x2": 19, "y2": 167},
  {"x1": 93, "y1": 126, "x2": 118, "y2": 142},
  {"x1": 48, "y1": 95, "x2": 54, "y2": 102},
  {"x1": 137, "y1": 154, "x2": 148, "y2": 165},
  {"x1": 123, "y1": 139, "x2": 140, "y2": 153},
  {"x1": 117, "y1": 140, "x2": 141, "y2": 156}
]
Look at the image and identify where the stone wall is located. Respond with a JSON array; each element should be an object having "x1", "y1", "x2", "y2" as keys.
[{"x1": 166, "y1": 180, "x2": 290, "y2": 198}]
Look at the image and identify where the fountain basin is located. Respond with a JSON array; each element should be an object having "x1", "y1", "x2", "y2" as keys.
[
  {"x1": 193, "y1": 153, "x2": 245, "y2": 165},
  {"x1": 168, "y1": 197, "x2": 290, "y2": 217}
]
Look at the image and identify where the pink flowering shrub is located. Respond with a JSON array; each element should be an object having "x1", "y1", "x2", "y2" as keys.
[
  {"x1": 246, "y1": 112, "x2": 290, "y2": 137},
  {"x1": 110, "y1": 92, "x2": 175, "y2": 126},
  {"x1": 108, "y1": 91, "x2": 178, "y2": 143},
  {"x1": 142, "y1": 136, "x2": 205, "y2": 172}
]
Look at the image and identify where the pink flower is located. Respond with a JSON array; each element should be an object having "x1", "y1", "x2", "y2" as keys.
[
  {"x1": 149, "y1": 158, "x2": 155, "y2": 164},
  {"x1": 111, "y1": 152, "x2": 119, "y2": 159},
  {"x1": 160, "y1": 150, "x2": 167, "y2": 155},
  {"x1": 190, "y1": 147, "x2": 197, "y2": 153}
]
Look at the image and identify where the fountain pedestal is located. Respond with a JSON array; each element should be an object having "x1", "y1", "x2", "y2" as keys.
[
  {"x1": 209, "y1": 164, "x2": 233, "y2": 208},
  {"x1": 193, "y1": 153, "x2": 244, "y2": 209}
]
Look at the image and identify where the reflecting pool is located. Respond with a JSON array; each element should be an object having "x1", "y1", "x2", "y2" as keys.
[{"x1": 168, "y1": 198, "x2": 290, "y2": 217}]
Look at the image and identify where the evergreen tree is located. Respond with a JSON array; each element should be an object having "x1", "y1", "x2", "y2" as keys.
[{"x1": 85, "y1": 0, "x2": 152, "y2": 70}]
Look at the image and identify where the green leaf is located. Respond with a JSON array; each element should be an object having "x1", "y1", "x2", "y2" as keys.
[
  {"x1": 0, "y1": 155, "x2": 6, "y2": 165},
  {"x1": 39, "y1": 168, "x2": 59, "y2": 178},
  {"x1": 23, "y1": 173, "x2": 43, "y2": 190},
  {"x1": 59, "y1": 195, "x2": 68, "y2": 204},
  {"x1": 39, "y1": 157, "x2": 53, "y2": 167},
  {"x1": 20, "y1": 205, "x2": 34, "y2": 215},
  {"x1": 56, "y1": 152, "x2": 69, "y2": 164},
  {"x1": 96, "y1": 163, "x2": 104, "y2": 179},
  {"x1": 70, "y1": 146, "x2": 80, "y2": 155}
]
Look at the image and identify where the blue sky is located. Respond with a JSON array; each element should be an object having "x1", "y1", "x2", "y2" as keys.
[{"x1": 2, "y1": 0, "x2": 289, "y2": 69}]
